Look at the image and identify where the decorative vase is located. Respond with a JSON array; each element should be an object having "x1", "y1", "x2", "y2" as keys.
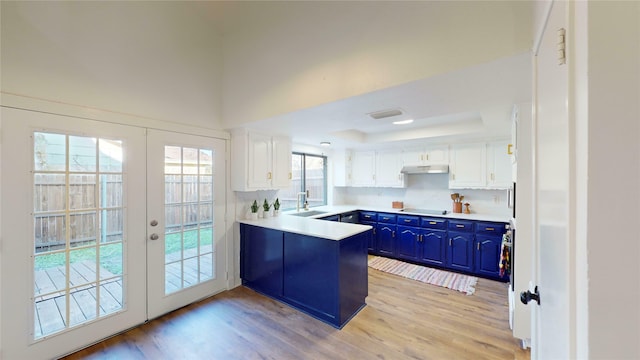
[
  {"x1": 273, "y1": 209, "x2": 279, "y2": 217},
  {"x1": 250, "y1": 212, "x2": 258, "y2": 220},
  {"x1": 263, "y1": 210, "x2": 271, "y2": 218},
  {"x1": 453, "y1": 202, "x2": 462, "y2": 213}
]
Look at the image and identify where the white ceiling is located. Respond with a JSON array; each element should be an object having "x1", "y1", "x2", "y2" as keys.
[{"x1": 244, "y1": 52, "x2": 532, "y2": 150}]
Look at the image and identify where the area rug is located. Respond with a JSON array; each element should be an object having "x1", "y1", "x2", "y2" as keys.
[{"x1": 368, "y1": 256, "x2": 478, "y2": 295}]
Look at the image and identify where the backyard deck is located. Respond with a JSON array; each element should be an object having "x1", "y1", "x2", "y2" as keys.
[{"x1": 34, "y1": 252, "x2": 213, "y2": 338}]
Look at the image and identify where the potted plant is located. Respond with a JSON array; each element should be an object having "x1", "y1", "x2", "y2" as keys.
[
  {"x1": 250, "y1": 200, "x2": 259, "y2": 220},
  {"x1": 262, "y1": 198, "x2": 272, "y2": 218},
  {"x1": 273, "y1": 198, "x2": 281, "y2": 216}
]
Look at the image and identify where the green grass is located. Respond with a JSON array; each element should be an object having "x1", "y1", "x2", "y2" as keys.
[{"x1": 34, "y1": 228, "x2": 212, "y2": 275}]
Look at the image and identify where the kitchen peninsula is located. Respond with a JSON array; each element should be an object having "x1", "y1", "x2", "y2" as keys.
[{"x1": 238, "y1": 216, "x2": 372, "y2": 328}]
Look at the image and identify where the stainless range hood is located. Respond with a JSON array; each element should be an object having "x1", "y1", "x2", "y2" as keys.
[{"x1": 400, "y1": 164, "x2": 449, "y2": 174}]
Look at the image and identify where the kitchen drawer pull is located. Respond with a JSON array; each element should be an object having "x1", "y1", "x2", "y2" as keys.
[
  {"x1": 456, "y1": 224, "x2": 465, "y2": 228},
  {"x1": 429, "y1": 221, "x2": 437, "y2": 225},
  {"x1": 404, "y1": 219, "x2": 412, "y2": 223},
  {"x1": 485, "y1": 227, "x2": 495, "y2": 231},
  {"x1": 364, "y1": 215, "x2": 371, "y2": 219}
]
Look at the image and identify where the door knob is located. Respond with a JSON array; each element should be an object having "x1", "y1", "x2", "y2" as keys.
[
  {"x1": 150, "y1": 233, "x2": 159, "y2": 241},
  {"x1": 520, "y1": 286, "x2": 541, "y2": 305},
  {"x1": 150, "y1": 220, "x2": 158, "y2": 227}
]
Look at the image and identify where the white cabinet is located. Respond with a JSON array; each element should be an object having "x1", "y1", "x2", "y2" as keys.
[
  {"x1": 349, "y1": 150, "x2": 405, "y2": 188},
  {"x1": 332, "y1": 149, "x2": 352, "y2": 187},
  {"x1": 402, "y1": 145, "x2": 449, "y2": 166},
  {"x1": 351, "y1": 151, "x2": 376, "y2": 187},
  {"x1": 375, "y1": 150, "x2": 404, "y2": 187},
  {"x1": 449, "y1": 143, "x2": 486, "y2": 188},
  {"x1": 487, "y1": 140, "x2": 512, "y2": 189},
  {"x1": 231, "y1": 129, "x2": 292, "y2": 191},
  {"x1": 449, "y1": 140, "x2": 511, "y2": 189}
]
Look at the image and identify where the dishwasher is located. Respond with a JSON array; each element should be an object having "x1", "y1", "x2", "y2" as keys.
[{"x1": 339, "y1": 211, "x2": 359, "y2": 223}]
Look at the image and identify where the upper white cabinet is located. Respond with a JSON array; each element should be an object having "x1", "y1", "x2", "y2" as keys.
[
  {"x1": 332, "y1": 149, "x2": 352, "y2": 187},
  {"x1": 449, "y1": 140, "x2": 511, "y2": 189},
  {"x1": 351, "y1": 151, "x2": 376, "y2": 187},
  {"x1": 402, "y1": 145, "x2": 449, "y2": 166},
  {"x1": 349, "y1": 150, "x2": 405, "y2": 188},
  {"x1": 375, "y1": 150, "x2": 404, "y2": 187},
  {"x1": 449, "y1": 143, "x2": 486, "y2": 188},
  {"x1": 231, "y1": 129, "x2": 292, "y2": 191},
  {"x1": 486, "y1": 140, "x2": 512, "y2": 189}
]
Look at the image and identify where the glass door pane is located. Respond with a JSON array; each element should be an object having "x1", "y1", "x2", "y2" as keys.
[{"x1": 32, "y1": 133, "x2": 125, "y2": 338}]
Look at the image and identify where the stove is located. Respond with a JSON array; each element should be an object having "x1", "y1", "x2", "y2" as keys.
[{"x1": 400, "y1": 208, "x2": 448, "y2": 215}]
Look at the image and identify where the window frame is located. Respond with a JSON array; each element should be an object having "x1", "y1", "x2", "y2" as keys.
[{"x1": 288, "y1": 152, "x2": 327, "y2": 210}]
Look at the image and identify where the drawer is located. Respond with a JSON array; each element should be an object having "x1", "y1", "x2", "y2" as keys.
[
  {"x1": 377, "y1": 213, "x2": 397, "y2": 224},
  {"x1": 448, "y1": 219, "x2": 474, "y2": 232},
  {"x1": 420, "y1": 217, "x2": 447, "y2": 230},
  {"x1": 475, "y1": 221, "x2": 507, "y2": 235},
  {"x1": 359, "y1": 211, "x2": 377, "y2": 222},
  {"x1": 397, "y1": 215, "x2": 419, "y2": 227}
]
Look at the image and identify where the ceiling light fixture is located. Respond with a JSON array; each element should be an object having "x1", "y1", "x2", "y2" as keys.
[
  {"x1": 393, "y1": 119, "x2": 414, "y2": 125},
  {"x1": 368, "y1": 108, "x2": 404, "y2": 119},
  {"x1": 320, "y1": 141, "x2": 331, "y2": 147}
]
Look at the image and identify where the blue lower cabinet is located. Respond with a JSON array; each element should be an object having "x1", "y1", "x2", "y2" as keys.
[
  {"x1": 419, "y1": 229, "x2": 446, "y2": 266},
  {"x1": 240, "y1": 225, "x2": 283, "y2": 296},
  {"x1": 240, "y1": 223, "x2": 369, "y2": 329},
  {"x1": 447, "y1": 231, "x2": 474, "y2": 273},
  {"x1": 474, "y1": 235, "x2": 502, "y2": 279},
  {"x1": 376, "y1": 224, "x2": 397, "y2": 257},
  {"x1": 361, "y1": 221, "x2": 377, "y2": 253},
  {"x1": 396, "y1": 226, "x2": 420, "y2": 261}
]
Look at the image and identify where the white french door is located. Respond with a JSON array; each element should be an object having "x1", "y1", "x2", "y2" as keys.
[
  {"x1": 146, "y1": 129, "x2": 227, "y2": 319},
  {"x1": 0, "y1": 109, "x2": 228, "y2": 359},
  {"x1": 1, "y1": 108, "x2": 147, "y2": 359}
]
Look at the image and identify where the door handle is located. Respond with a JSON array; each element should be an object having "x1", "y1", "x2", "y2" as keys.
[
  {"x1": 150, "y1": 233, "x2": 159, "y2": 241},
  {"x1": 520, "y1": 286, "x2": 541, "y2": 305}
]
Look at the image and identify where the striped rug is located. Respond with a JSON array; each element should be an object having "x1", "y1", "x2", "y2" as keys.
[{"x1": 368, "y1": 256, "x2": 478, "y2": 295}]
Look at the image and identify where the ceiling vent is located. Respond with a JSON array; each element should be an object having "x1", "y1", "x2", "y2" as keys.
[{"x1": 368, "y1": 108, "x2": 404, "y2": 120}]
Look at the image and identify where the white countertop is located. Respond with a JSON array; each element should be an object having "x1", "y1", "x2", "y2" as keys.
[
  {"x1": 237, "y1": 215, "x2": 373, "y2": 241},
  {"x1": 238, "y1": 205, "x2": 509, "y2": 240},
  {"x1": 285, "y1": 205, "x2": 511, "y2": 223}
]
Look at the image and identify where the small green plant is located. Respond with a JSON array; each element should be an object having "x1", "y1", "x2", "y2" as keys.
[
  {"x1": 273, "y1": 198, "x2": 280, "y2": 211},
  {"x1": 251, "y1": 200, "x2": 259, "y2": 213},
  {"x1": 263, "y1": 198, "x2": 272, "y2": 211}
]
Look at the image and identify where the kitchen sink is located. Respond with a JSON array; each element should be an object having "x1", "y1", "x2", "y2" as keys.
[{"x1": 288, "y1": 210, "x2": 327, "y2": 217}]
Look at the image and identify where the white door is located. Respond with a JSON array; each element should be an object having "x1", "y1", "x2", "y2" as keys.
[
  {"x1": 146, "y1": 130, "x2": 227, "y2": 319},
  {"x1": 1, "y1": 108, "x2": 147, "y2": 359},
  {"x1": 530, "y1": 2, "x2": 572, "y2": 358}
]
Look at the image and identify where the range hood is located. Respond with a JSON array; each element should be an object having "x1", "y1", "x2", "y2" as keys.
[{"x1": 400, "y1": 164, "x2": 449, "y2": 174}]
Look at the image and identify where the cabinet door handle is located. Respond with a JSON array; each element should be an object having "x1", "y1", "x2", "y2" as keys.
[
  {"x1": 477, "y1": 242, "x2": 480, "y2": 250},
  {"x1": 429, "y1": 221, "x2": 437, "y2": 225},
  {"x1": 419, "y1": 234, "x2": 423, "y2": 242},
  {"x1": 449, "y1": 238, "x2": 452, "y2": 246},
  {"x1": 456, "y1": 224, "x2": 464, "y2": 228},
  {"x1": 373, "y1": 228, "x2": 376, "y2": 235},
  {"x1": 392, "y1": 231, "x2": 395, "y2": 238},
  {"x1": 288, "y1": 172, "x2": 292, "y2": 179},
  {"x1": 485, "y1": 227, "x2": 495, "y2": 231},
  {"x1": 508, "y1": 143, "x2": 514, "y2": 155},
  {"x1": 452, "y1": 174, "x2": 456, "y2": 180},
  {"x1": 267, "y1": 172, "x2": 272, "y2": 179}
]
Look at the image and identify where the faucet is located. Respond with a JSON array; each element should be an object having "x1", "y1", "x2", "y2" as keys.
[{"x1": 297, "y1": 190, "x2": 309, "y2": 212}]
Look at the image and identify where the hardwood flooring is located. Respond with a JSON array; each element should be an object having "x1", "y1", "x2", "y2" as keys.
[{"x1": 62, "y1": 267, "x2": 530, "y2": 360}]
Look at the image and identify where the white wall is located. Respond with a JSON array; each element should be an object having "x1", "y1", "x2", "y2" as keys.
[
  {"x1": 222, "y1": 1, "x2": 532, "y2": 126},
  {"x1": 0, "y1": 1, "x2": 223, "y2": 129},
  {"x1": 334, "y1": 174, "x2": 511, "y2": 217}
]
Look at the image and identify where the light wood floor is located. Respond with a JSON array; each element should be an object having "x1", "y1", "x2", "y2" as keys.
[{"x1": 62, "y1": 268, "x2": 530, "y2": 360}]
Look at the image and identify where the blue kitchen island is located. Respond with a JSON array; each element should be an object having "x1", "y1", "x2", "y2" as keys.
[{"x1": 239, "y1": 216, "x2": 372, "y2": 329}]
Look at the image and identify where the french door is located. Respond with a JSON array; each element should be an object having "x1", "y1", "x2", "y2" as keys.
[
  {"x1": 0, "y1": 109, "x2": 227, "y2": 359},
  {"x1": 146, "y1": 129, "x2": 227, "y2": 319}
]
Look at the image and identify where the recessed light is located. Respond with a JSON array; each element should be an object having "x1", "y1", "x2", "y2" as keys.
[
  {"x1": 393, "y1": 119, "x2": 414, "y2": 125},
  {"x1": 320, "y1": 141, "x2": 331, "y2": 147}
]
